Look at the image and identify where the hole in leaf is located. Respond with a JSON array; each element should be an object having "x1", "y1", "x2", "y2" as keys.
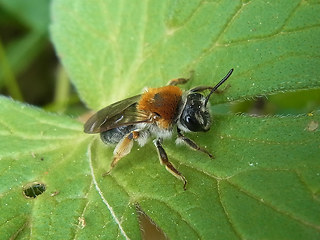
[
  {"x1": 135, "y1": 203, "x2": 168, "y2": 240},
  {"x1": 23, "y1": 182, "x2": 46, "y2": 198}
]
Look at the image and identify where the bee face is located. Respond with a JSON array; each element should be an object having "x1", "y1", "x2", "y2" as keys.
[{"x1": 178, "y1": 93, "x2": 211, "y2": 132}]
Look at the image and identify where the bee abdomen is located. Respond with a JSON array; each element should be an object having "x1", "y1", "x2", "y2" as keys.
[{"x1": 100, "y1": 125, "x2": 135, "y2": 144}]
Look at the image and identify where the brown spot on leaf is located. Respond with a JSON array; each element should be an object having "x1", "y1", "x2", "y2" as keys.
[{"x1": 135, "y1": 203, "x2": 168, "y2": 240}]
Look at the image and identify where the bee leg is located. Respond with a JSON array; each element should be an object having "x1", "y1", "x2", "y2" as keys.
[
  {"x1": 190, "y1": 86, "x2": 212, "y2": 92},
  {"x1": 190, "y1": 84, "x2": 230, "y2": 93},
  {"x1": 167, "y1": 70, "x2": 194, "y2": 86},
  {"x1": 153, "y1": 138, "x2": 187, "y2": 190},
  {"x1": 177, "y1": 128, "x2": 214, "y2": 159},
  {"x1": 103, "y1": 131, "x2": 139, "y2": 176},
  {"x1": 168, "y1": 77, "x2": 189, "y2": 86}
]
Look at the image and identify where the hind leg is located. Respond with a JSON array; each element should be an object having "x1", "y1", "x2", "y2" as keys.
[{"x1": 103, "y1": 130, "x2": 139, "y2": 176}]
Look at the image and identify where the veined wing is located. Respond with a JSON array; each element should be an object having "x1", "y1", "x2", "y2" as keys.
[{"x1": 84, "y1": 95, "x2": 149, "y2": 133}]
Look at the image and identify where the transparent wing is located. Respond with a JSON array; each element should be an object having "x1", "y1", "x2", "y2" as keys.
[{"x1": 84, "y1": 95, "x2": 150, "y2": 133}]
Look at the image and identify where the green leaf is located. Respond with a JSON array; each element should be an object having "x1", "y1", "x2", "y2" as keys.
[
  {"x1": 1, "y1": 0, "x2": 319, "y2": 239},
  {"x1": 51, "y1": 0, "x2": 320, "y2": 110},
  {"x1": 90, "y1": 112, "x2": 320, "y2": 240},
  {"x1": 0, "y1": 97, "x2": 82, "y2": 238},
  {"x1": 1, "y1": 96, "x2": 319, "y2": 239}
]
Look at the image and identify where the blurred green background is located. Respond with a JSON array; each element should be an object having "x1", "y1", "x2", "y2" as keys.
[
  {"x1": 0, "y1": 0, "x2": 85, "y2": 116},
  {"x1": 1, "y1": 0, "x2": 319, "y2": 117}
]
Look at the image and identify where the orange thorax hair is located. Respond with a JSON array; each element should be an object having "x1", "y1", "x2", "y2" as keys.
[{"x1": 137, "y1": 86, "x2": 183, "y2": 129}]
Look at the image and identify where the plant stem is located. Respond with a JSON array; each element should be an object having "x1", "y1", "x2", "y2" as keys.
[{"x1": 0, "y1": 39, "x2": 24, "y2": 101}]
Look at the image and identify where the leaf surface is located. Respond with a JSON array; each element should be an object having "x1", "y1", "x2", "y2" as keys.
[
  {"x1": 51, "y1": 0, "x2": 320, "y2": 109},
  {"x1": 1, "y1": 96, "x2": 319, "y2": 239},
  {"x1": 2, "y1": 0, "x2": 320, "y2": 239}
]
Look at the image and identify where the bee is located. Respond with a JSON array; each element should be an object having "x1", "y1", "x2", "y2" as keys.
[{"x1": 84, "y1": 69, "x2": 234, "y2": 190}]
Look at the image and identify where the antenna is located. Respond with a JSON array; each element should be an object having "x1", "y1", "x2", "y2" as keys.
[{"x1": 204, "y1": 68, "x2": 234, "y2": 106}]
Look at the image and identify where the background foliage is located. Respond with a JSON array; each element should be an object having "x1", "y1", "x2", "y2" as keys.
[{"x1": 0, "y1": 0, "x2": 320, "y2": 239}]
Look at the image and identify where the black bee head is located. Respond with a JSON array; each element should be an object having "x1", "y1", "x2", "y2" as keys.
[
  {"x1": 178, "y1": 68, "x2": 234, "y2": 132},
  {"x1": 179, "y1": 93, "x2": 211, "y2": 132}
]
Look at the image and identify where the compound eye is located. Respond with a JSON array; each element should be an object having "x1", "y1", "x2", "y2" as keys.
[
  {"x1": 186, "y1": 115, "x2": 192, "y2": 123},
  {"x1": 181, "y1": 111, "x2": 211, "y2": 132},
  {"x1": 183, "y1": 114, "x2": 202, "y2": 132}
]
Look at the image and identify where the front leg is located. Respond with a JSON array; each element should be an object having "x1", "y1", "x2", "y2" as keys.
[
  {"x1": 153, "y1": 138, "x2": 187, "y2": 190},
  {"x1": 177, "y1": 128, "x2": 214, "y2": 159}
]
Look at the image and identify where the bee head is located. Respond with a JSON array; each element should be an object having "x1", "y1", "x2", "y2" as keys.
[
  {"x1": 178, "y1": 68, "x2": 234, "y2": 132},
  {"x1": 179, "y1": 93, "x2": 211, "y2": 132}
]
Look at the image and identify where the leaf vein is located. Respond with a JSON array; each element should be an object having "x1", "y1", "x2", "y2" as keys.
[
  {"x1": 88, "y1": 142, "x2": 131, "y2": 240},
  {"x1": 227, "y1": 179, "x2": 320, "y2": 230},
  {"x1": 217, "y1": 180, "x2": 243, "y2": 240}
]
